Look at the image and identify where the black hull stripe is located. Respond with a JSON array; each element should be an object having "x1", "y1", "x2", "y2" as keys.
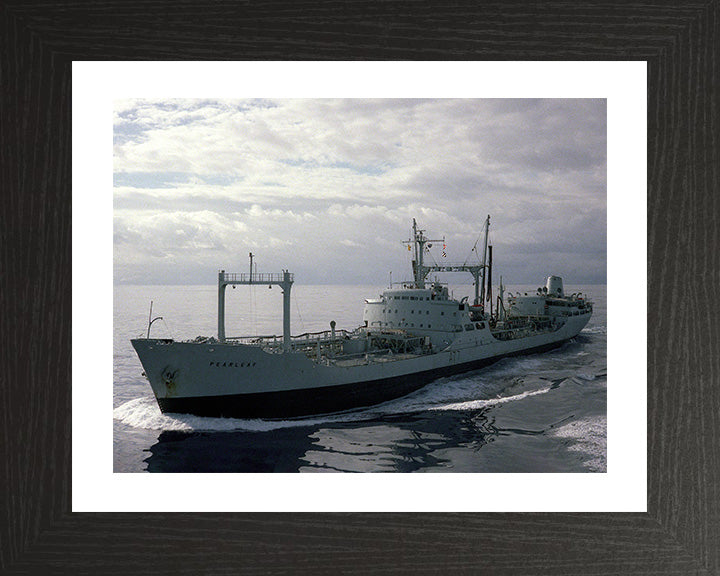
[{"x1": 157, "y1": 339, "x2": 570, "y2": 419}]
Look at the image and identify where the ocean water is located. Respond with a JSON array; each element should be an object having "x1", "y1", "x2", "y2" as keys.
[{"x1": 114, "y1": 283, "x2": 606, "y2": 473}]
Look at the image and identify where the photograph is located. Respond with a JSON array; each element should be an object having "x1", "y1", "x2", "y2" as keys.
[{"x1": 113, "y1": 98, "x2": 607, "y2": 473}]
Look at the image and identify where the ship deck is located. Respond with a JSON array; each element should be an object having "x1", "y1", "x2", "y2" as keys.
[{"x1": 330, "y1": 351, "x2": 424, "y2": 367}]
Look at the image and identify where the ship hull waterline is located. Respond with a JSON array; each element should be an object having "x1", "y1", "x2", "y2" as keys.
[{"x1": 135, "y1": 338, "x2": 572, "y2": 420}]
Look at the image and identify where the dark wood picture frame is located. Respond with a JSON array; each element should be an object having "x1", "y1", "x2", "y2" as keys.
[{"x1": 2, "y1": 2, "x2": 718, "y2": 574}]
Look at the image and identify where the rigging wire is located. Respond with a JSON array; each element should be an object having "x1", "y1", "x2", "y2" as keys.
[
  {"x1": 463, "y1": 220, "x2": 492, "y2": 267},
  {"x1": 425, "y1": 244, "x2": 440, "y2": 268},
  {"x1": 293, "y1": 292, "x2": 306, "y2": 333},
  {"x1": 252, "y1": 261, "x2": 260, "y2": 335},
  {"x1": 464, "y1": 231, "x2": 484, "y2": 266},
  {"x1": 251, "y1": 283, "x2": 257, "y2": 336},
  {"x1": 161, "y1": 318, "x2": 174, "y2": 340}
]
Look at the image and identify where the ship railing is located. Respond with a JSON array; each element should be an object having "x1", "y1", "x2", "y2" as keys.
[
  {"x1": 226, "y1": 328, "x2": 354, "y2": 350},
  {"x1": 329, "y1": 347, "x2": 415, "y2": 366},
  {"x1": 292, "y1": 329, "x2": 353, "y2": 340},
  {"x1": 225, "y1": 334, "x2": 279, "y2": 343},
  {"x1": 489, "y1": 320, "x2": 560, "y2": 341},
  {"x1": 330, "y1": 345, "x2": 435, "y2": 365},
  {"x1": 221, "y1": 272, "x2": 294, "y2": 283}
]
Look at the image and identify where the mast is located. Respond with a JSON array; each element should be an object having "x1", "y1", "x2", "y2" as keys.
[
  {"x1": 401, "y1": 217, "x2": 491, "y2": 307},
  {"x1": 498, "y1": 275, "x2": 505, "y2": 321},
  {"x1": 404, "y1": 219, "x2": 444, "y2": 289},
  {"x1": 486, "y1": 245, "x2": 493, "y2": 316},
  {"x1": 413, "y1": 219, "x2": 421, "y2": 286},
  {"x1": 218, "y1": 265, "x2": 294, "y2": 351},
  {"x1": 479, "y1": 215, "x2": 490, "y2": 304}
]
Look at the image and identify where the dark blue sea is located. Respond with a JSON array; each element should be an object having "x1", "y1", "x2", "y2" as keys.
[{"x1": 114, "y1": 283, "x2": 606, "y2": 473}]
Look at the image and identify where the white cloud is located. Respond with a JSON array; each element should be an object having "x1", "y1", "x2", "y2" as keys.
[{"x1": 114, "y1": 98, "x2": 606, "y2": 285}]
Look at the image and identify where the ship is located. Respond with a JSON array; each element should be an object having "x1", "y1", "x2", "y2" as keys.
[{"x1": 131, "y1": 216, "x2": 593, "y2": 419}]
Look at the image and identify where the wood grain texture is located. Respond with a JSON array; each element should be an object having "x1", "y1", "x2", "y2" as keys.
[{"x1": 1, "y1": 1, "x2": 718, "y2": 574}]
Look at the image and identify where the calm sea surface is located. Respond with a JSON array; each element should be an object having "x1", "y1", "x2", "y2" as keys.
[{"x1": 114, "y1": 283, "x2": 606, "y2": 473}]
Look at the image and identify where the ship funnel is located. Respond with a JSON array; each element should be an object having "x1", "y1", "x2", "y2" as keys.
[{"x1": 546, "y1": 275, "x2": 564, "y2": 297}]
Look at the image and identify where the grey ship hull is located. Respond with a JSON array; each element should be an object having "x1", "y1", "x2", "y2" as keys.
[
  {"x1": 152, "y1": 339, "x2": 565, "y2": 418},
  {"x1": 131, "y1": 315, "x2": 589, "y2": 419}
]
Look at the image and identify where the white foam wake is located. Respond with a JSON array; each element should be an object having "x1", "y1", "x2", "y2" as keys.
[
  {"x1": 113, "y1": 396, "x2": 250, "y2": 431},
  {"x1": 113, "y1": 395, "x2": 394, "y2": 432},
  {"x1": 551, "y1": 415, "x2": 607, "y2": 472},
  {"x1": 430, "y1": 386, "x2": 552, "y2": 411}
]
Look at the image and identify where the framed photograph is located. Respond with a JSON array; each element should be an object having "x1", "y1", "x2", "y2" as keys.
[{"x1": 2, "y1": 2, "x2": 717, "y2": 574}]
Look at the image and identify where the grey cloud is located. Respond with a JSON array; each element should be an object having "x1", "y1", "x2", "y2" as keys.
[
  {"x1": 113, "y1": 98, "x2": 606, "y2": 285},
  {"x1": 476, "y1": 99, "x2": 607, "y2": 173}
]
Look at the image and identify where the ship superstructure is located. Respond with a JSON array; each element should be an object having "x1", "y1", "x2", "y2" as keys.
[{"x1": 131, "y1": 217, "x2": 593, "y2": 418}]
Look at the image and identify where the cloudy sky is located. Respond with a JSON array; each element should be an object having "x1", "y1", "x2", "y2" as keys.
[{"x1": 113, "y1": 98, "x2": 606, "y2": 286}]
